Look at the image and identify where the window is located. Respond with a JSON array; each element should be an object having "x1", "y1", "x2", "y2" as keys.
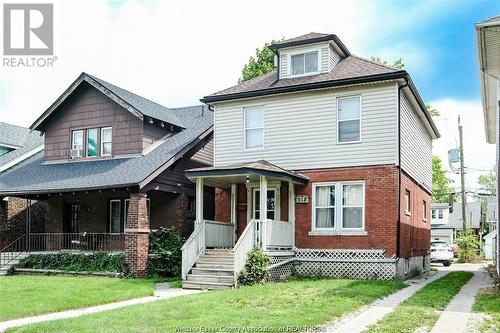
[
  {"x1": 337, "y1": 96, "x2": 361, "y2": 143},
  {"x1": 438, "y1": 209, "x2": 443, "y2": 219},
  {"x1": 86, "y1": 128, "x2": 98, "y2": 157},
  {"x1": 71, "y1": 130, "x2": 83, "y2": 157},
  {"x1": 244, "y1": 106, "x2": 264, "y2": 149},
  {"x1": 109, "y1": 200, "x2": 122, "y2": 234},
  {"x1": 312, "y1": 182, "x2": 365, "y2": 233},
  {"x1": 431, "y1": 209, "x2": 436, "y2": 219},
  {"x1": 291, "y1": 51, "x2": 318, "y2": 76},
  {"x1": 187, "y1": 196, "x2": 195, "y2": 214},
  {"x1": 342, "y1": 184, "x2": 364, "y2": 229},
  {"x1": 101, "y1": 127, "x2": 112, "y2": 156},
  {"x1": 405, "y1": 190, "x2": 411, "y2": 215},
  {"x1": 423, "y1": 201, "x2": 427, "y2": 222},
  {"x1": 253, "y1": 189, "x2": 276, "y2": 220}
]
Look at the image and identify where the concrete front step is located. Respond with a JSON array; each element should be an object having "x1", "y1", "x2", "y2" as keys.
[
  {"x1": 186, "y1": 274, "x2": 234, "y2": 284},
  {"x1": 191, "y1": 267, "x2": 234, "y2": 276},
  {"x1": 182, "y1": 280, "x2": 233, "y2": 290},
  {"x1": 195, "y1": 262, "x2": 234, "y2": 269},
  {"x1": 198, "y1": 255, "x2": 234, "y2": 261}
]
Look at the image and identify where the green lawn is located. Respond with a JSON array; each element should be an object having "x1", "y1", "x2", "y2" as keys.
[
  {"x1": 366, "y1": 271, "x2": 473, "y2": 333},
  {"x1": 473, "y1": 289, "x2": 500, "y2": 332},
  {"x1": 0, "y1": 276, "x2": 155, "y2": 322},
  {"x1": 9, "y1": 278, "x2": 405, "y2": 333}
]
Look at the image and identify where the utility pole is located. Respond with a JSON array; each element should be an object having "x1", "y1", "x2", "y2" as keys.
[{"x1": 458, "y1": 116, "x2": 467, "y2": 230}]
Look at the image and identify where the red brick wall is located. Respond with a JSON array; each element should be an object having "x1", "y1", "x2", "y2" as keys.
[
  {"x1": 0, "y1": 198, "x2": 46, "y2": 248},
  {"x1": 294, "y1": 165, "x2": 399, "y2": 256},
  {"x1": 399, "y1": 171, "x2": 431, "y2": 257},
  {"x1": 125, "y1": 193, "x2": 150, "y2": 277}
]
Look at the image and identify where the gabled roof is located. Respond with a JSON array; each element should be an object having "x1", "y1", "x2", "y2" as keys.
[
  {"x1": 31, "y1": 72, "x2": 186, "y2": 131},
  {"x1": 0, "y1": 123, "x2": 44, "y2": 173},
  {"x1": 269, "y1": 32, "x2": 350, "y2": 56},
  {"x1": 0, "y1": 106, "x2": 213, "y2": 195}
]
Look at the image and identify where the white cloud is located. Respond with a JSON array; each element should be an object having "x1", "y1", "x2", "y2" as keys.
[{"x1": 431, "y1": 98, "x2": 495, "y2": 196}]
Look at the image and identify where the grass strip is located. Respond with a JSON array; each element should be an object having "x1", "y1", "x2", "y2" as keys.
[
  {"x1": 473, "y1": 289, "x2": 500, "y2": 332},
  {"x1": 366, "y1": 271, "x2": 473, "y2": 333}
]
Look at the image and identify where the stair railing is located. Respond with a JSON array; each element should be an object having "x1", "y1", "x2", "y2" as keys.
[
  {"x1": 232, "y1": 219, "x2": 257, "y2": 286},
  {"x1": 181, "y1": 220, "x2": 206, "y2": 280},
  {"x1": 0, "y1": 235, "x2": 27, "y2": 270}
]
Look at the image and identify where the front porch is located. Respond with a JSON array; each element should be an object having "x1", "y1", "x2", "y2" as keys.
[{"x1": 181, "y1": 161, "x2": 309, "y2": 288}]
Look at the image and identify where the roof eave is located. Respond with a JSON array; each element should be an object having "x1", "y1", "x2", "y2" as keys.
[
  {"x1": 0, "y1": 183, "x2": 140, "y2": 197},
  {"x1": 185, "y1": 167, "x2": 308, "y2": 185},
  {"x1": 269, "y1": 34, "x2": 351, "y2": 57}
]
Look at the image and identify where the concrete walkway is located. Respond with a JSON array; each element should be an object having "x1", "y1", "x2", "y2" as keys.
[
  {"x1": 325, "y1": 271, "x2": 446, "y2": 333},
  {"x1": 0, "y1": 284, "x2": 203, "y2": 332},
  {"x1": 430, "y1": 263, "x2": 491, "y2": 333}
]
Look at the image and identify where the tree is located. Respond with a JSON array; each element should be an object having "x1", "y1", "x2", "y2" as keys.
[
  {"x1": 432, "y1": 155, "x2": 454, "y2": 203},
  {"x1": 478, "y1": 171, "x2": 496, "y2": 196},
  {"x1": 239, "y1": 40, "x2": 280, "y2": 83},
  {"x1": 426, "y1": 104, "x2": 439, "y2": 117},
  {"x1": 370, "y1": 56, "x2": 405, "y2": 70}
]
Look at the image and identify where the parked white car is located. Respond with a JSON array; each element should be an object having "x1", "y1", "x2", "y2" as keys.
[{"x1": 430, "y1": 241, "x2": 454, "y2": 266}]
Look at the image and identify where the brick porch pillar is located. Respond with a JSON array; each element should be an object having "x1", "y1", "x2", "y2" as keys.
[{"x1": 124, "y1": 193, "x2": 150, "y2": 277}]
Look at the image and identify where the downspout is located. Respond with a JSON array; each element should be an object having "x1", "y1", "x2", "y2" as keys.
[{"x1": 397, "y1": 78, "x2": 409, "y2": 259}]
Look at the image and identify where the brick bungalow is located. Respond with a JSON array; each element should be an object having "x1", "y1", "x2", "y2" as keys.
[{"x1": 0, "y1": 73, "x2": 214, "y2": 276}]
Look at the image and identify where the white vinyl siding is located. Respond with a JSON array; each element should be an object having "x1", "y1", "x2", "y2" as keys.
[
  {"x1": 400, "y1": 93, "x2": 433, "y2": 191},
  {"x1": 213, "y1": 83, "x2": 398, "y2": 170},
  {"x1": 329, "y1": 46, "x2": 341, "y2": 69}
]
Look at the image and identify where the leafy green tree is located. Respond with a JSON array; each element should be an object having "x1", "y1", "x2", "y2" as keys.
[
  {"x1": 240, "y1": 40, "x2": 280, "y2": 83},
  {"x1": 426, "y1": 104, "x2": 439, "y2": 117},
  {"x1": 478, "y1": 171, "x2": 496, "y2": 196},
  {"x1": 432, "y1": 155, "x2": 454, "y2": 203},
  {"x1": 370, "y1": 56, "x2": 405, "y2": 70}
]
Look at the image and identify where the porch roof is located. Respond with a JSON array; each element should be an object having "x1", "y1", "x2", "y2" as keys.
[{"x1": 185, "y1": 160, "x2": 309, "y2": 188}]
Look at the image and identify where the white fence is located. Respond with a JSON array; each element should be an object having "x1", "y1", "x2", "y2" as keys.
[
  {"x1": 266, "y1": 220, "x2": 293, "y2": 249},
  {"x1": 205, "y1": 220, "x2": 234, "y2": 248},
  {"x1": 181, "y1": 220, "x2": 206, "y2": 280}
]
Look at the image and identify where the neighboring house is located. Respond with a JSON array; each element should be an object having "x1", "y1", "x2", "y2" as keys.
[
  {"x1": 476, "y1": 16, "x2": 500, "y2": 273},
  {"x1": 0, "y1": 73, "x2": 214, "y2": 276},
  {"x1": 430, "y1": 202, "x2": 481, "y2": 244},
  {"x1": 0, "y1": 122, "x2": 45, "y2": 248},
  {"x1": 181, "y1": 32, "x2": 440, "y2": 289}
]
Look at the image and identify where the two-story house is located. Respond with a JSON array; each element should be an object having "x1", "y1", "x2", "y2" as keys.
[
  {"x1": 0, "y1": 73, "x2": 214, "y2": 276},
  {"x1": 430, "y1": 201, "x2": 481, "y2": 244},
  {"x1": 181, "y1": 33, "x2": 440, "y2": 289}
]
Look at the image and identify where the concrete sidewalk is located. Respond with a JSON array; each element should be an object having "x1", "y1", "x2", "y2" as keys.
[
  {"x1": 325, "y1": 271, "x2": 446, "y2": 333},
  {"x1": 430, "y1": 264, "x2": 491, "y2": 333},
  {"x1": 0, "y1": 284, "x2": 202, "y2": 332}
]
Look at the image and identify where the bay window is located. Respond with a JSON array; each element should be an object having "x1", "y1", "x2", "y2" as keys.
[
  {"x1": 337, "y1": 96, "x2": 361, "y2": 143},
  {"x1": 312, "y1": 181, "x2": 365, "y2": 234},
  {"x1": 244, "y1": 106, "x2": 264, "y2": 149}
]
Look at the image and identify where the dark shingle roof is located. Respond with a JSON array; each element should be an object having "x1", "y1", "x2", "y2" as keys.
[
  {"x1": 0, "y1": 131, "x2": 44, "y2": 169},
  {"x1": 87, "y1": 74, "x2": 186, "y2": 128},
  {"x1": 277, "y1": 32, "x2": 330, "y2": 44},
  {"x1": 0, "y1": 122, "x2": 32, "y2": 147},
  {"x1": 0, "y1": 106, "x2": 213, "y2": 195},
  {"x1": 205, "y1": 55, "x2": 400, "y2": 99}
]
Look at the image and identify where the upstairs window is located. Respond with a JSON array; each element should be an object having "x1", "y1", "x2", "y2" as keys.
[
  {"x1": 338, "y1": 96, "x2": 361, "y2": 143},
  {"x1": 291, "y1": 51, "x2": 318, "y2": 76},
  {"x1": 438, "y1": 209, "x2": 444, "y2": 219},
  {"x1": 86, "y1": 128, "x2": 98, "y2": 157},
  {"x1": 244, "y1": 106, "x2": 264, "y2": 149},
  {"x1": 431, "y1": 209, "x2": 436, "y2": 219},
  {"x1": 71, "y1": 130, "x2": 83, "y2": 158},
  {"x1": 101, "y1": 127, "x2": 112, "y2": 156}
]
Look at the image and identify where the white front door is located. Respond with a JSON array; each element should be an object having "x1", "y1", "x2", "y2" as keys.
[{"x1": 252, "y1": 189, "x2": 276, "y2": 220}]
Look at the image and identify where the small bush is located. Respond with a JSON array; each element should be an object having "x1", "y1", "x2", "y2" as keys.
[
  {"x1": 456, "y1": 229, "x2": 480, "y2": 263},
  {"x1": 16, "y1": 252, "x2": 129, "y2": 275},
  {"x1": 237, "y1": 247, "x2": 270, "y2": 286},
  {"x1": 147, "y1": 227, "x2": 184, "y2": 277}
]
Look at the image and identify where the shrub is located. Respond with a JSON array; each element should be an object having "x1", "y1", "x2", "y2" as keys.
[
  {"x1": 237, "y1": 247, "x2": 270, "y2": 286},
  {"x1": 455, "y1": 229, "x2": 480, "y2": 263},
  {"x1": 16, "y1": 252, "x2": 129, "y2": 275},
  {"x1": 147, "y1": 227, "x2": 184, "y2": 277}
]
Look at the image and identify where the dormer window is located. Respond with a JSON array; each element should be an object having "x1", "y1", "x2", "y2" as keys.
[
  {"x1": 70, "y1": 127, "x2": 112, "y2": 159},
  {"x1": 290, "y1": 51, "x2": 319, "y2": 76}
]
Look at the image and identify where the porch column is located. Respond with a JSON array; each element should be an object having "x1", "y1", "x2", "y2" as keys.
[
  {"x1": 124, "y1": 193, "x2": 150, "y2": 277},
  {"x1": 259, "y1": 176, "x2": 267, "y2": 249},
  {"x1": 289, "y1": 182, "x2": 295, "y2": 249},
  {"x1": 231, "y1": 184, "x2": 237, "y2": 245},
  {"x1": 195, "y1": 177, "x2": 204, "y2": 227}
]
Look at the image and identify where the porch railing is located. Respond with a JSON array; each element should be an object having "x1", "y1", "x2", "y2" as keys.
[
  {"x1": 233, "y1": 219, "x2": 257, "y2": 286},
  {"x1": 266, "y1": 220, "x2": 293, "y2": 250},
  {"x1": 0, "y1": 235, "x2": 27, "y2": 269},
  {"x1": 181, "y1": 220, "x2": 206, "y2": 280},
  {"x1": 28, "y1": 233, "x2": 125, "y2": 253},
  {"x1": 205, "y1": 220, "x2": 234, "y2": 248}
]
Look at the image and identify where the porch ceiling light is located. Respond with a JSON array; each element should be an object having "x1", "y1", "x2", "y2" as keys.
[{"x1": 246, "y1": 175, "x2": 250, "y2": 183}]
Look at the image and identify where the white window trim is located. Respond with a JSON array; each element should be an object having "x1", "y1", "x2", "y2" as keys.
[
  {"x1": 243, "y1": 106, "x2": 265, "y2": 151},
  {"x1": 86, "y1": 128, "x2": 99, "y2": 158},
  {"x1": 109, "y1": 199, "x2": 122, "y2": 234},
  {"x1": 336, "y1": 95, "x2": 362, "y2": 144},
  {"x1": 251, "y1": 187, "x2": 279, "y2": 220},
  {"x1": 310, "y1": 181, "x2": 366, "y2": 236},
  {"x1": 100, "y1": 127, "x2": 112, "y2": 157},
  {"x1": 438, "y1": 209, "x2": 444, "y2": 219},
  {"x1": 287, "y1": 46, "x2": 321, "y2": 78},
  {"x1": 71, "y1": 130, "x2": 83, "y2": 157}
]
